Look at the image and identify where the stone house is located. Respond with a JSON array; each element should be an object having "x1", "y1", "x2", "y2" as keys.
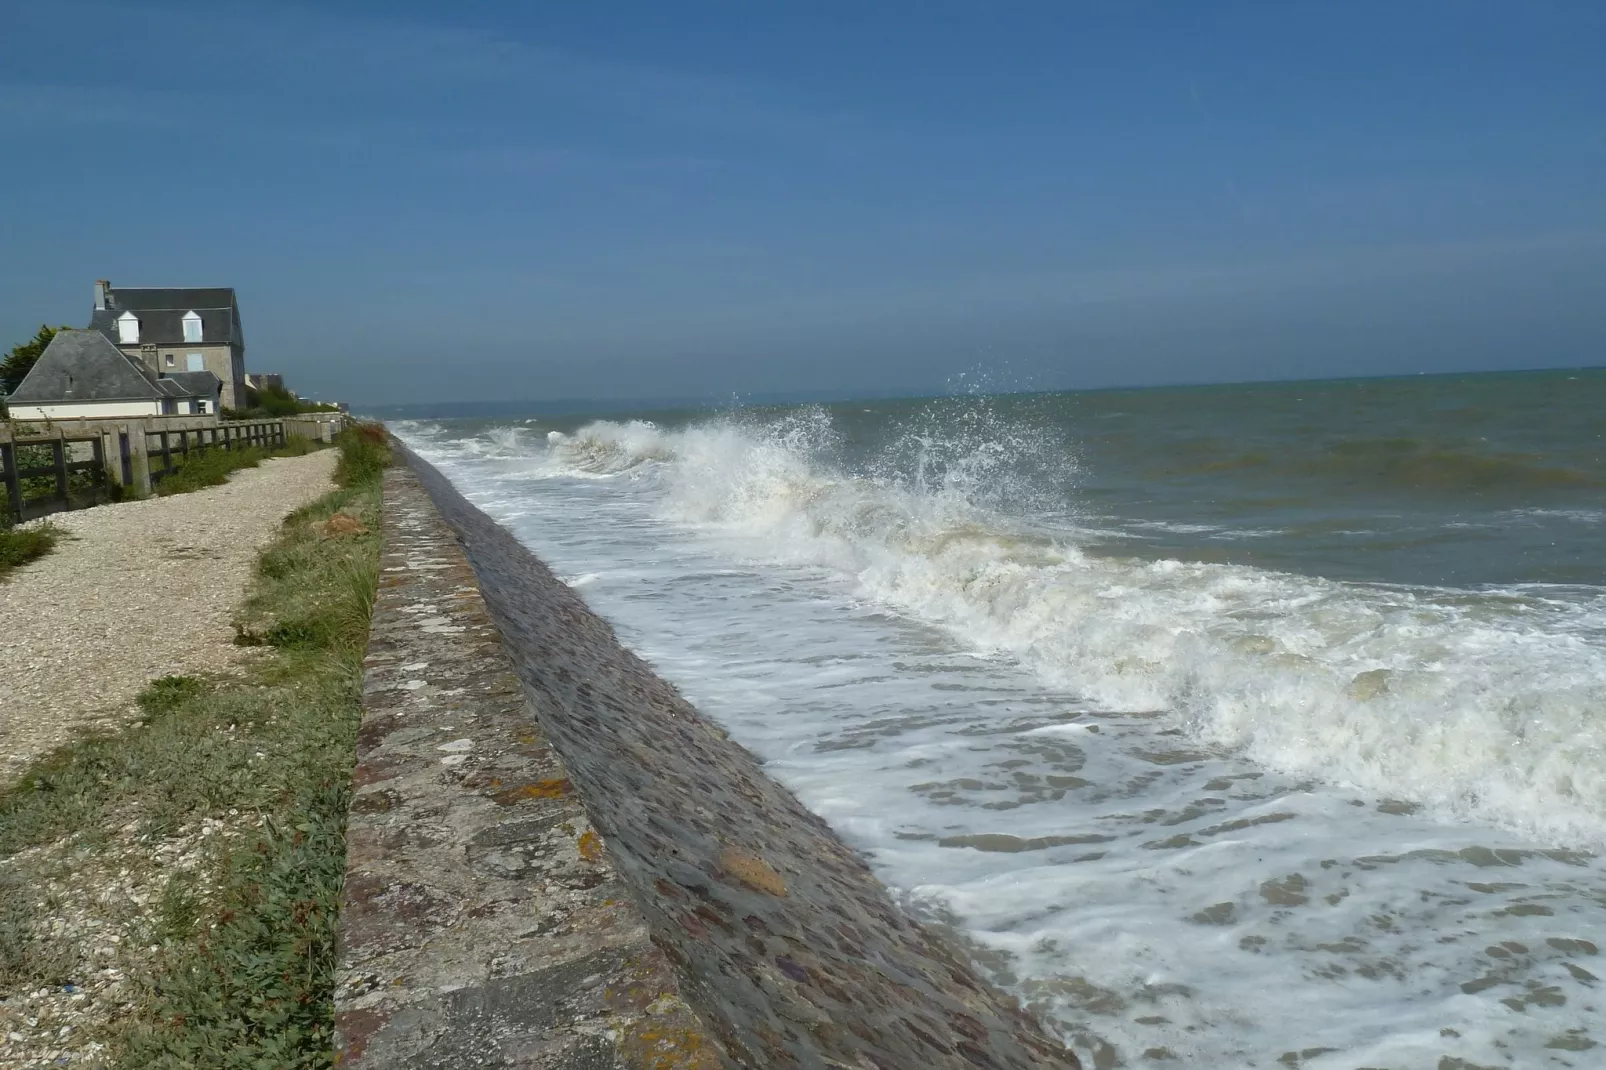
[
  {"x1": 88, "y1": 280, "x2": 247, "y2": 409},
  {"x1": 4, "y1": 329, "x2": 218, "y2": 419}
]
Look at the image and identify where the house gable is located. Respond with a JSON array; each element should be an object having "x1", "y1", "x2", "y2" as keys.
[{"x1": 7, "y1": 330, "x2": 170, "y2": 403}]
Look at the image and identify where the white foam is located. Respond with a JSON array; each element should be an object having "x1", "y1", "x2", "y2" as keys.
[
  {"x1": 526, "y1": 415, "x2": 1606, "y2": 848},
  {"x1": 397, "y1": 415, "x2": 1606, "y2": 1068}
]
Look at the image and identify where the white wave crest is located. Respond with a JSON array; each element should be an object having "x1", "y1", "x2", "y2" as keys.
[
  {"x1": 550, "y1": 412, "x2": 1606, "y2": 845},
  {"x1": 550, "y1": 420, "x2": 677, "y2": 474}
]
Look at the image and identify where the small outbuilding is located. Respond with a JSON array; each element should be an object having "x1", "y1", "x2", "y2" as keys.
[{"x1": 4, "y1": 329, "x2": 218, "y2": 420}]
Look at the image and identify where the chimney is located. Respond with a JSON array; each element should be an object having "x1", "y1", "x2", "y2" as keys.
[{"x1": 94, "y1": 279, "x2": 110, "y2": 310}]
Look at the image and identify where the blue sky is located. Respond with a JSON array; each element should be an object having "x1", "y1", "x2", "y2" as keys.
[{"x1": 2, "y1": 1, "x2": 1602, "y2": 405}]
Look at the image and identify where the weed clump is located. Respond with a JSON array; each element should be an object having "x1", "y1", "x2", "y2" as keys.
[
  {"x1": 0, "y1": 522, "x2": 59, "y2": 578},
  {"x1": 333, "y1": 423, "x2": 390, "y2": 488}
]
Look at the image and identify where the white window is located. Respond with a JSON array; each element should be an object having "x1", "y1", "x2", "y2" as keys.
[
  {"x1": 186, "y1": 353, "x2": 205, "y2": 372},
  {"x1": 164, "y1": 353, "x2": 176, "y2": 367},
  {"x1": 116, "y1": 311, "x2": 140, "y2": 344},
  {"x1": 182, "y1": 311, "x2": 203, "y2": 343},
  {"x1": 198, "y1": 400, "x2": 209, "y2": 413}
]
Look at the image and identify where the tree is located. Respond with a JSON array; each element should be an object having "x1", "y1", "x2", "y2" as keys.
[
  {"x1": 1, "y1": 325, "x2": 67, "y2": 395},
  {"x1": 227, "y1": 382, "x2": 342, "y2": 419}
]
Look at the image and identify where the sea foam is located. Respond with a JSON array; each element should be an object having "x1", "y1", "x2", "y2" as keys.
[{"x1": 545, "y1": 413, "x2": 1606, "y2": 847}]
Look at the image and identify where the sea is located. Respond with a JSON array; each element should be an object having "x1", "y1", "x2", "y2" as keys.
[{"x1": 393, "y1": 366, "x2": 1606, "y2": 1069}]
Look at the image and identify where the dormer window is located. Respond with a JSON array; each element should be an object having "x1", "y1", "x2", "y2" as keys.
[
  {"x1": 164, "y1": 354, "x2": 176, "y2": 367},
  {"x1": 182, "y1": 311, "x2": 203, "y2": 343},
  {"x1": 116, "y1": 311, "x2": 140, "y2": 345}
]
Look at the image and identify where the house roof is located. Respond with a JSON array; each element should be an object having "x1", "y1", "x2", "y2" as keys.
[
  {"x1": 90, "y1": 285, "x2": 242, "y2": 347},
  {"x1": 104, "y1": 287, "x2": 236, "y2": 312},
  {"x1": 164, "y1": 371, "x2": 223, "y2": 397},
  {"x1": 7, "y1": 330, "x2": 203, "y2": 403}
]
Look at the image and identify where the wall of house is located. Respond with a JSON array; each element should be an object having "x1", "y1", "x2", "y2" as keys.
[
  {"x1": 124, "y1": 344, "x2": 242, "y2": 410},
  {"x1": 231, "y1": 344, "x2": 246, "y2": 410},
  {"x1": 7, "y1": 400, "x2": 164, "y2": 420}
]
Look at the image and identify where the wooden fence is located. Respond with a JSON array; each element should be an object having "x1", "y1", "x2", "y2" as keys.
[
  {"x1": 2, "y1": 418, "x2": 291, "y2": 523},
  {"x1": 1, "y1": 433, "x2": 111, "y2": 524},
  {"x1": 145, "y1": 420, "x2": 286, "y2": 487}
]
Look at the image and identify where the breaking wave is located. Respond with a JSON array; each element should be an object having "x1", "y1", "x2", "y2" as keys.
[{"x1": 542, "y1": 411, "x2": 1606, "y2": 846}]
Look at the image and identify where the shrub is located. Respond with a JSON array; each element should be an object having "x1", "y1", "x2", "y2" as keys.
[{"x1": 333, "y1": 423, "x2": 390, "y2": 488}]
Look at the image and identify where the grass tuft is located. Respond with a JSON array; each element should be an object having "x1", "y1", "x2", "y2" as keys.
[
  {"x1": 0, "y1": 521, "x2": 60, "y2": 579},
  {"x1": 154, "y1": 433, "x2": 327, "y2": 497},
  {"x1": 333, "y1": 424, "x2": 391, "y2": 488},
  {"x1": 154, "y1": 445, "x2": 269, "y2": 496}
]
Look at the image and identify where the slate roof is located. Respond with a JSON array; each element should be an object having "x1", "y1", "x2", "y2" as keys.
[
  {"x1": 163, "y1": 371, "x2": 223, "y2": 398},
  {"x1": 105, "y1": 287, "x2": 236, "y2": 311},
  {"x1": 7, "y1": 330, "x2": 204, "y2": 402},
  {"x1": 89, "y1": 286, "x2": 242, "y2": 347}
]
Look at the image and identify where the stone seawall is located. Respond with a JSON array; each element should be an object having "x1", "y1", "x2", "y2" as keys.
[
  {"x1": 335, "y1": 463, "x2": 721, "y2": 1068},
  {"x1": 336, "y1": 446, "x2": 1083, "y2": 1069}
]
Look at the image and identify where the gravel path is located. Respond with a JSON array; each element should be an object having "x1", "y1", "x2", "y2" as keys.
[{"x1": 0, "y1": 451, "x2": 338, "y2": 784}]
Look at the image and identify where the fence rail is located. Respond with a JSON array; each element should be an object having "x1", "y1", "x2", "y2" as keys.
[
  {"x1": 2, "y1": 417, "x2": 302, "y2": 524},
  {"x1": 1, "y1": 434, "x2": 110, "y2": 524},
  {"x1": 146, "y1": 420, "x2": 287, "y2": 486}
]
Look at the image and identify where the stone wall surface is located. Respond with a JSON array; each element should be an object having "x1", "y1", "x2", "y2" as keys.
[
  {"x1": 353, "y1": 443, "x2": 1084, "y2": 1070},
  {"x1": 335, "y1": 464, "x2": 727, "y2": 1069}
]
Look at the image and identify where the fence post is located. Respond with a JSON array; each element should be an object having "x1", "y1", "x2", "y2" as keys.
[
  {"x1": 1, "y1": 443, "x2": 21, "y2": 524},
  {"x1": 160, "y1": 431, "x2": 172, "y2": 478},
  {"x1": 119, "y1": 431, "x2": 133, "y2": 487},
  {"x1": 53, "y1": 439, "x2": 69, "y2": 506},
  {"x1": 130, "y1": 424, "x2": 153, "y2": 497},
  {"x1": 180, "y1": 430, "x2": 190, "y2": 461},
  {"x1": 91, "y1": 436, "x2": 106, "y2": 499}
]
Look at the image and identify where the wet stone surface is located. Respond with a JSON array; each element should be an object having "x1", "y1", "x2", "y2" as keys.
[
  {"x1": 396, "y1": 443, "x2": 1082, "y2": 1070},
  {"x1": 334, "y1": 465, "x2": 724, "y2": 1069}
]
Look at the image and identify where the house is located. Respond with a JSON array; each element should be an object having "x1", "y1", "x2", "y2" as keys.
[
  {"x1": 88, "y1": 279, "x2": 247, "y2": 409},
  {"x1": 245, "y1": 373, "x2": 284, "y2": 393},
  {"x1": 164, "y1": 370, "x2": 225, "y2": 414},
  {"x1": 4, "y1": 329, "x2": 218, "y2": 419}
]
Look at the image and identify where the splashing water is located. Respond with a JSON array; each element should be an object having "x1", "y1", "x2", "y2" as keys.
[{"x1": 393, "y1": 371, "x2": 1606, "y2": 1067}]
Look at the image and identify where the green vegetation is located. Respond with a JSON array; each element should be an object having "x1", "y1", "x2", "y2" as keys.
[
  {"x1": 0, "y1": 431, "x2": 66, "y2": 575},
  {"x1": 154, "y1": 434, "x2": 320, "y2": 497},
  {"x1": 333, "y1": 423, "x2": 391, "y2": 488},
  {"x1": 0, "y1": 425, "x2": 390, "y2": 1068},
  {"x1": 0, "y1": 324, "x2": 69, "y2": 400},
  {"x1": 0, "y1": 435, "x2": 96, "y2": 522},
  {"x1": 0, "y1": 521, "x2": 59, "y2": 579},
  {"x1": 224, "y1": 383, "x2": 342, "y2": 420}
]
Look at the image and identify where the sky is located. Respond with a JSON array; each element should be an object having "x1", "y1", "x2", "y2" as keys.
[{"x1": 1, "y1": 1, "x2": 1603, "y2": 407}]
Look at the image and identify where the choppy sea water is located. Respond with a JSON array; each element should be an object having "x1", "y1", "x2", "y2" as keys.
[{"x1": 394, "y1": 368, "x2": 1606, "y2": 1068}]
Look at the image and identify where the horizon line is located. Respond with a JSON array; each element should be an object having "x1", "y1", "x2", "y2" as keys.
[{"x1": 353, "y1": 361, "x2": 1606, "y2": 417}]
